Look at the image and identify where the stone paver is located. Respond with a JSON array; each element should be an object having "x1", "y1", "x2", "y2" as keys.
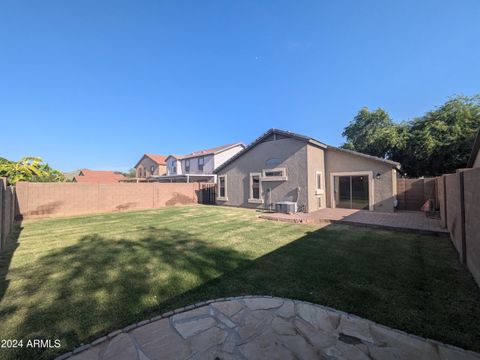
[
  {"x1": 62, "y1": 296, "x2": 480, "y2": 360},
  {"x1": 260, "y1": 208, "x2": 449, "y2": 235}
]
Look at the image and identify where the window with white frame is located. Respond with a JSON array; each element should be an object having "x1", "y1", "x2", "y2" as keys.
[
  {"x1": 261, "y1": 168, "x2": 287, "y2": 181},
  {"x1": 185, "y1": 159, "x2": 190, "y2": 172},
  {"x1": 315, "y1": 171, "x2": 323, "y2": 195},
  {"x1": 249, "y1": 173, "x2": 262, "y2": 203},
  {"x1": 217, "y1": 175, "x2": 227, "y2": 200},
  {"x1": 198, "y1": 157, "x2": 204, "y2": 171},
  {"x1": 150, "y1": 165, "x2": 155, "y2": 174},
  {"x1": 171, "y1": 159, "x2": 177, "y2": 174}
]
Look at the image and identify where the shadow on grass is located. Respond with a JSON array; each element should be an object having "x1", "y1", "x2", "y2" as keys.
[
  {"x1": 2, "y1": 224, "x2": 480, "y2": 359},
  {"x1": 0, "y1": 224, "x2": 22, "y2": 305}
]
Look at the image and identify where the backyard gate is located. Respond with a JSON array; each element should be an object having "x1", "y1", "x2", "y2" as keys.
[
  {"x1": 396, "y1": 178, "x2": 437, "y2": 211},
  {"x1": 199, "y1": 184, "x2": 216, "y2": 205}
]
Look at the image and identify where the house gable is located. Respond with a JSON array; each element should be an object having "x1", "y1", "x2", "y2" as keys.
[{"x1": 214, "y1": 129, "x2": 325, "y2": 174}]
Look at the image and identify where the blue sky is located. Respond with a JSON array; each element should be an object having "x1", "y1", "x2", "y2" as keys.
[{"x1": 1, "y1": 0, "x2": 479, "y2": 172}]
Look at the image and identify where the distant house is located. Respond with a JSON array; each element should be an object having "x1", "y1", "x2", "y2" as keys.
[
  {"x1": 154, "y1": 143, "x2": 245, "y2": 183},
  {"x1": 134, "y1": 154, "x2": 168, "y2": 179},
  {"x1": 214, "y1": 129, "x2": 402, "y2": 213},
  {"x1": 73, "y1": 169, "x2": 126, "y2": 183},
  {"x1": 467, "y1": 129, "x2": 480, "y2": 168}
]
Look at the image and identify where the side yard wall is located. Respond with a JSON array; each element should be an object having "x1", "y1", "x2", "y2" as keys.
[
  {"x1": 15, "y1": 182, "x2": 200, "y2": 220},
  {"x1": 0, "y1": 178, "x2": 15, "y2": 251},
  {"x1": 438, "y1": 167, "x2": 480, "y2": 287}
]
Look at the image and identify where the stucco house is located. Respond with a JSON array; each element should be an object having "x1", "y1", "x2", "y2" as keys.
[
  {"x1": 153, "y1": 143, "x2": 245, "y2": 183},
  {"x1": 213, "y1": 129, "x2": 402, "y2": 213},
  {"x1": 134, "y1": 154, "x2": 168, "y2": 179},
  {"x1": 467, "y1": 129, "x2": 480, "y2": 168}
]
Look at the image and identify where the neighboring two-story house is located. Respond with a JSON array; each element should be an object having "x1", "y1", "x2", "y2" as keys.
[
  {"x1": 156, "y1": 143, "x2": 245, "y2": 183},
  {"x1": 134, "y1": 154, "x2": 168, "y2": 179}
]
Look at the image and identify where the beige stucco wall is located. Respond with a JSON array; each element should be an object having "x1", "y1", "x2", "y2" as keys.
[
  {"x1": 306, "y1": 144, "x2": 326, "y2": 212},
  {"x1": 324, "y1": 148, "x2": 396, "y2": 212},
  {"x1": 216, "y1": 138, "x2": 309, "y2": 211},
  {"x1": 136, "y1": 157, "x2": 166, "y2": 178}
]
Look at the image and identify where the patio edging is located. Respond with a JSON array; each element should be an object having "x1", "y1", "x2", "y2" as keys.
[
  {"x1": 56, "y1": 295, "x2": 480, "y2": 360},
  {"x1": 259, "y1": 213, "x2": 450, "y2": 237}
]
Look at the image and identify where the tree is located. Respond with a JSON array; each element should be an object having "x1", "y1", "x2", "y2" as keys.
[
  {"x1": 123, "y1": 168, "x2": 137, "y2": 178},
  {"x1": 342, "y1": 107, "x2": 406, "y2": 159},
  {"x1": 402, "y1": 95, "x2": 480, "y2": 177},
  {"x1": 342, "y1": 95, "x2": 480, "y2": 177},
  {"x1": 0, "y1": 157, "x2": 65, "y2": 185}
]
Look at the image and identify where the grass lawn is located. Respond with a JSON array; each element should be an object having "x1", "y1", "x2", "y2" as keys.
[{"x1": 0, "y1": 205, "x2": 479, "y2": 359}]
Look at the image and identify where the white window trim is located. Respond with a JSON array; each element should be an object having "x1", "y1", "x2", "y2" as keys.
[
  {"x1": 329, "y1": 171, "x2": 374, "y2": 211},
  {"x1": 217, "y1": 175, "x2": 228, "y2": 201},
  {"x1": 315, "y1": 171, "x2": 324, "y2": 195},
  {"x1": 261, "y1": 167, "x2": 287, "y2": 181},
  {"x1": 248, "y1": 172, "x2": 263, "y2": 204}
]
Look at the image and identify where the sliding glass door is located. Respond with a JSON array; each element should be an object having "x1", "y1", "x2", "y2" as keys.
[{"x1": 334, "y1": 175, "x2": 370, "y2": 210}]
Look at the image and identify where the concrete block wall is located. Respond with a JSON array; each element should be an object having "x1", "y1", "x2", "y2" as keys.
[
  {"x1": 0, "y1": 178, "x2": 15, "y2": 251},
  {"x1": 445, "y1": 173, "x2": 463, "y2": 259},
  {"x1": 464, "y1": 168, "x2": 480, "y2": 287},
  {"x1": 15, "y1": 182, "x2": 201, "y2": 220},
  {"x1": 438, "y1": 168, "x2": 480, "y2": 287}
]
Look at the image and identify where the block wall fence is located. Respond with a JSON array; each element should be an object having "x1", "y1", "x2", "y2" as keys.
[
  {"x1": 437, "y1": 167, "x2": 480, "y2": 287},
  {"x1": 15, "y1": 182, "x2": 203, "y2": 220},
  {"x1": 0, "y1": 178, "x2": 15, "y2": 252}
]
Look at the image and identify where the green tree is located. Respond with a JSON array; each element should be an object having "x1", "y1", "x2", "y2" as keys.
[
  {"x1": 402, "y1": 95, "x2": 480, "y2": 177},
  {"x1": 342, "y1": 107, "x2": 406, "y2": 159},
  {"x1": 0, "y1": 157, "x2": 65, "y2": 185},
  {"x1": 123, "y1": 168, "x2": 137, "y2": 178},
  {"x1": 341, "y1": 95, "x2": 480, "y2": 177}
]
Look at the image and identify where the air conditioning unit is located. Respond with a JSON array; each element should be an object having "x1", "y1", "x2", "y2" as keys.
[{"x1": 275, "y1": 201, "x2": 298, "y2": 214}]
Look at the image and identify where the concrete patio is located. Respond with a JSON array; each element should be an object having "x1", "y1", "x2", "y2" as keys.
[
  {"x1": 61, "y1": 296, "x2": 479, "y2": 360},
  {"x1": 260, "y1": 208, "x2": 449, "y2": 236}
]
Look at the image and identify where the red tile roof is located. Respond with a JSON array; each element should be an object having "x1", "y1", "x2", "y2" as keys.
[
  {"x1": 134, "y1": 154, "x2": 168, "y2": 168},
  {"x1": 73, "y1": 169, "x2": 126, "y2": 183},
  {"x1": 145, "y1": 154, "x2": 168, "y2": 165}
]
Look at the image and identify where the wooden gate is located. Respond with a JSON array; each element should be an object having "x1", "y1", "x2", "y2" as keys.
[
  {"x1": 199, "y1": 184, "x2": 216, "y2": 205},
  {"x1": 396, "y1": 178, "x2": 437, "y2": 211}
]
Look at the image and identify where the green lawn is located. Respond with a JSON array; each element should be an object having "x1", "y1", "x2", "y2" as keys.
[{"x1": 0, "y1": 205, "x2": 479, "y2": 359}]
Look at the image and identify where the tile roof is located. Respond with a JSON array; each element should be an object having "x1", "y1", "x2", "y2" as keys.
[
  {"x1": 144, "y1": 154, "x2": 168, "y2": 165},
  {"x1": 214, "y1": 128, "x2": 401, "y2": 173},
  {"x1": 134, "y1": 154, "x2": 168, "y2": 168},
  {"x1": 74, "y1": 169, "x2": 126, "y2": 183}
]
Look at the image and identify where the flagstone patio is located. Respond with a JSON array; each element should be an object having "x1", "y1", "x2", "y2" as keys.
[{"x1": 59, "y1": 296, "x2": 479, "y2": 360}]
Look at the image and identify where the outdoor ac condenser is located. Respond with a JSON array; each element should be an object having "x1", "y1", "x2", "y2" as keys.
[{"x1": 275, "y1": 201, "x2": 298, "y2": 214}]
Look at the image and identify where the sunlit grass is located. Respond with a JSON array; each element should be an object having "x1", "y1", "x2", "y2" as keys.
[{"x1": 0, "y1": 205, "x2": 479, "y2": 359}]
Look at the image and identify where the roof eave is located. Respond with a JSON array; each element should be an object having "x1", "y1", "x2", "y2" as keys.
[{"x1": 467, "y1": 129, "x2": 480, "y2": 168}]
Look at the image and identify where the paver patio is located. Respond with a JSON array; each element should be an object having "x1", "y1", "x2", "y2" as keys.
[
  {"x1": 260, "y1": 208, "x2": 449, "y2": 235},
  {"x1": 63, "y1": 296, "x2": 480, "y2": 360}
]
